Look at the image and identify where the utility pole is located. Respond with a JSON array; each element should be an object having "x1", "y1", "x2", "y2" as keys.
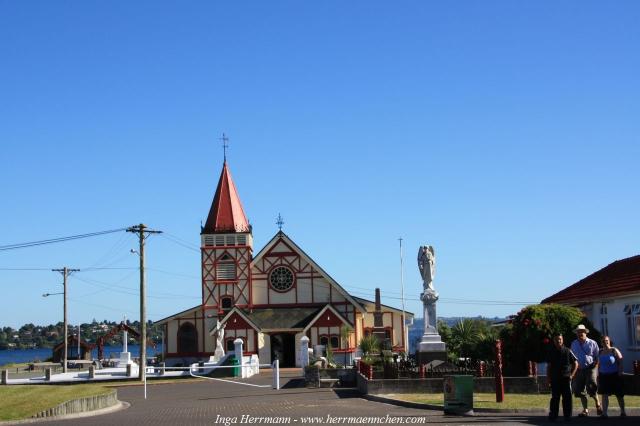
[
  {"x1": 127, "y1": 224, "x2": 162, "y2": 383},
  {"x1": 52, "y1": 267, "x2": 79, "y2": 373},
  {"x1": 399, "y1": 238, "x2": 406, "y2": 351}
]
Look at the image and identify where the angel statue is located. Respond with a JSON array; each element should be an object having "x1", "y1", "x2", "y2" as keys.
[
  {"x1": 214, "y1": 320, "x2": 225, "y2": 358},
  {"x1": 417, "y1": 245, "x2": 436, "y2": 291}
]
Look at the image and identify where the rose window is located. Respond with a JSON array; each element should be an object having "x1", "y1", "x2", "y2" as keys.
[{"x1": 269, "y1": 266, "x2": 294, "y2": 292}]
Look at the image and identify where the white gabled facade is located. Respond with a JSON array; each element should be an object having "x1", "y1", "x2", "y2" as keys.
[{"x1": 156, "y1": 159, "x2": 413, "y2": 367}]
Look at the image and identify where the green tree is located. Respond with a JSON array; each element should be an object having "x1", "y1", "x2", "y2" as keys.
[
  {"x1": 499, "y1": 304, "x2": 600, "y2": 375},
  {"x1": 450, "y1": 318, "x2": 480, "y2": 359},
  {"x1": 359, "y1": 335, "x2": 380, "y2": 360},
  {"x1": 437, "y1": 320, "x2": 452, "y2": 344},
  {"x1": 438, "y1": 318, "x2": 499, "y2": 363}
]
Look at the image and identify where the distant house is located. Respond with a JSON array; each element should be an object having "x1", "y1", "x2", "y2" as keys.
[{"x1": 542, "y1": 255, "x2": 640, "y2": 373}]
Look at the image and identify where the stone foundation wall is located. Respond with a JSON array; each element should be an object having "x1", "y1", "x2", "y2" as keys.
[
  {"x1": 32, "y1": 390, "x2": 118, "y2": 419},
  {"x1": 357, "y1": 373, "x2": 640, "y2": 396},
  {"x1": 304, "y1": 367, "x2": 357, "y2": 388},
  {"x1": 357, "y1": 374, "x2": 539, "y2": 395}
]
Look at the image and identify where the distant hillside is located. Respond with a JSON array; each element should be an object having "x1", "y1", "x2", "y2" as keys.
[
  {"x1": 0, "y1": 320, "x2": 162, "y2": 350},
  {"x1": 407, "y1": 316, "x2": 506, "y2": 354}
]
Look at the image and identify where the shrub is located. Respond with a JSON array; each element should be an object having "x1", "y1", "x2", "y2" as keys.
[
  {"x1": 499, "y1": 304, "x2": 600, "y2": 375},
  {"x1": 358, "y1": 335, "x2": 380, "y2": 361}
]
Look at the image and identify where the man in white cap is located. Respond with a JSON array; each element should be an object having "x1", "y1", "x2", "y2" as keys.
[{"x1": 570, "y1": 324, "x2": 602, "y2": 417}]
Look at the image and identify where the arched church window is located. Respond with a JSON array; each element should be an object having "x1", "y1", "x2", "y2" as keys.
[
  {"x1": 226, "y1": 338, "x2": 235, "y2": 352},
  {"x1": 177, "y1": 322, "x2": 198, "y2": 353},
  {"x1": 269, "y1": 266, "x2": 294, "y2": 292},
  {"x1": 319, "y1": 335, "x2": 329, "y2": 347},
  {"x1": 226, "y1": 337, "x2": 245, "y2": 352},
  {"x1": 330, "y1": 336, "x2": 340, "y2": 349}
]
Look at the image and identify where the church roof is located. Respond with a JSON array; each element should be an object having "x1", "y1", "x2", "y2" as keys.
[
  {"x1": 353, "y1": 296, "x2": 415, "y2": 317},
  {"x1": 246, "y1": 307, "x2": 321, "y2": 331},
  {"x1": 212, "y1": 307, "x2": 323, "y2": 333},
  {"x1": 542, "y1": 255, "x2": 640, "y2": 304},
  {"x1": 203, "y1": 161, "x2": 250, "y2": 234}
]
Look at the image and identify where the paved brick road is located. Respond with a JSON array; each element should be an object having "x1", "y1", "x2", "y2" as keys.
[{"x1": 44, "y1": 371, "x2": 631, "y2": 426}]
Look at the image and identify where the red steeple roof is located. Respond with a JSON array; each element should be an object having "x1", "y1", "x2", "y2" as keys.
[{"x1": 203, "y1": 161, "x2": 250, "y2": 234}]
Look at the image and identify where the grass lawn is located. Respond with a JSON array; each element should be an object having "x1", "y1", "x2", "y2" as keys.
[
  {"x1": 1, "y1": 362, "x2": 29, "y2": 368},
  {"x1": 0, "y1": 384, "x2": 111, "y2": 421},
  {"x1": 384, "y1": 393, "x2": 640, "y2": 410}
]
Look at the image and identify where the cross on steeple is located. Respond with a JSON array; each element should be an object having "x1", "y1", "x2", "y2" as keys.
[
  {"x1": 276, "y1": 213, "x2": 284, "y2": 231},
  {"x1": 220, "y1": 133, "x2": 229, "y2": 162}
]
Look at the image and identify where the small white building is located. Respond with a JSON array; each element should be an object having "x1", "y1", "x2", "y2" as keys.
[{"x1": 542, "y1": 255, "x2": 640, "y2": 373}]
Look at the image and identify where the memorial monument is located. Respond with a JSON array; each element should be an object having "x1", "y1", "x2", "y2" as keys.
[
  {"x1": 372, "y1": 288, "x2": 391, "y2": 350},
  {"x1": 416, "y1": 245, "x2": 447, "y2": 363},
  {"x1": 116, "y1": 317, "x2": 134, "y2": 367}
]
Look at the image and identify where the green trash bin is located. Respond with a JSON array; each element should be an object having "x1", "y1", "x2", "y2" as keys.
[
  {"x1": 443, "y1": 375, "x2": 473, "y2": 415},
  {"x1": 231, "y1": 357, "x2": 240, "y2": 377}
]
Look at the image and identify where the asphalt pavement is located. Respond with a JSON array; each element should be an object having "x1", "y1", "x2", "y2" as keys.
[{"x1": 37, "y1": 370, "x2": 633, "y2": 426}]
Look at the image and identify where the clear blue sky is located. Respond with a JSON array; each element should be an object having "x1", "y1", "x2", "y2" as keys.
[{"x1": 1, "y1": 1, "x2": 639, "y2": 329}]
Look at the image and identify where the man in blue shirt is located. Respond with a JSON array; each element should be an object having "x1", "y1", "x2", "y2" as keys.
[{"x1": 570, "y1": 324, "x2": 602, "y2": 417}]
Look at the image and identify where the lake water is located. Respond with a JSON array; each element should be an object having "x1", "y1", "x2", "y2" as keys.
[{"x1": 0, "y1": 344, "x2": 163, "y2": 366}]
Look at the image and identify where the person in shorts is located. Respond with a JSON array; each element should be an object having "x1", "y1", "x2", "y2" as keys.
[
  {"x1": 570, "y1": 324, "x2": 602, "y2": 417},
  {"x1": 598, "y1": 336, "x2": 626, "y2": 418}
]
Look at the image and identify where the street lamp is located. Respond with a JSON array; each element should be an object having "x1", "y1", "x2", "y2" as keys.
[{"x1": 42, "y1": 291, "x2": 67, "y2": 372}]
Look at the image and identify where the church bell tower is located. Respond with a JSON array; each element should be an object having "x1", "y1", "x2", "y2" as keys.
[{"x1": 201, "y1": 159, "x2": 253, "y2": 337}]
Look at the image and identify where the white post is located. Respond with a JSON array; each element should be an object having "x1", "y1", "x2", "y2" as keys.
[
  {"x1": 123, "y1": 329, "x2": 128, "y2": 353},
  {"x1": 300, "y1": 336, "x2": 310, "y2": 369},
  {"x1": 234, "y1": 338, "x2": 243, "y2": 377},
  {"x1": 273, "y1": 359, "x2": 280, "y2": 390}
]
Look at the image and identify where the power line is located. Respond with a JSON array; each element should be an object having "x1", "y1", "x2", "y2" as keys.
[
  {"x1": 146, "y1": 267, "x2": 199, "y2": 280},
  {"x1": 74, "y1": 274, "x2": 198, "y2": 300},
  {"x1": 0, "y1": 267, "x2": 137, "y2": 272},
  {"x1": 0, "y1": 267, "x2": 52, "y2": 271},
  {"x1": 67, "y1": 297, "x2": 163, "y2": 318},
  {"x1": 85, "y1": 232, "x2": 135, "y2": 269},
  {"x1": 0, "y1": 228, "x2": 127, "y2": 251},
  {"x1": 160, "y1": 233, "x2": 200, "y2": 253}
]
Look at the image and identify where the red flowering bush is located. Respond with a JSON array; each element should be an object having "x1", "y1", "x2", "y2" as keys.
[{"x1": 498, "y1": 304, "x2": 600, "y2": 375}]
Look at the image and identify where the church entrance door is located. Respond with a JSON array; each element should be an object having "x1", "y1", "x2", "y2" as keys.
[{"x1": 270, "y1": 333, "x2": 295, "y2": 367}]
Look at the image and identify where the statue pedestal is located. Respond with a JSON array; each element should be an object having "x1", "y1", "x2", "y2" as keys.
[
  {"x1": 210, "y1": 348, "x2": 225, "y2": 363},
  {"x1": 416, "y1": 333, "x2": 447, "y2": 364},
  {"x1": 116, "y1": 352, "x2": 133, "y2": 368}
]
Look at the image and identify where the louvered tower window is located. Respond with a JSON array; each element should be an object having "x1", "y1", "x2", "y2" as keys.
[{"x1": 216, "y1": 254, "x2": 236, "y2": 280}]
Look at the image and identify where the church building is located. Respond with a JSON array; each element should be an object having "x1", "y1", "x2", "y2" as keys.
[{"x1": 156, "y1": 159, "x2": 413, "y2": 367}]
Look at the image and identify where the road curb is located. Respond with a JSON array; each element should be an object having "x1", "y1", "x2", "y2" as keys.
[
  {"x1": 0, "y1": 390, "x2": 128, "y2": 425},
  {"x1": 363, "y1": 394, "x2": 547, "y2": 415}
]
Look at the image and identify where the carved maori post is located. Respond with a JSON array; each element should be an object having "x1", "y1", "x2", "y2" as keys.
[
  {"x1": 476, "y1": 361, "x2": 485, "y2": 378},
  {"x1": 494, "y1": 339, "x2": 505, "y2": 403}
]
